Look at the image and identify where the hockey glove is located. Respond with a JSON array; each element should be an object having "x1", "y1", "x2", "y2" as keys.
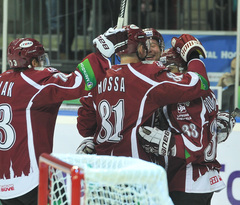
[
  {"x1": 217, "y1": 112, "x2": 236, "y2": 144},
  {"x1": 93, "y1": 27, "x2": 128, "y2": 58},
  {"x1": 76, "y1": 136, "x2": 96, "y2": 154},
  {"x1": 171, "y1": 34, "x2": 207, "y2": 62},
  {"x1": 138, "y1": 126, "x2": 176, "y2": 156}
]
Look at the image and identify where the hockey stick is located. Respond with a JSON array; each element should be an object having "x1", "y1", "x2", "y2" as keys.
[
  {"x1": 117, "y1": 0, "x2": 128, "y2": 29},
  {"x1": 112, "y1": 0, "x2": 128, "y2": 64}
]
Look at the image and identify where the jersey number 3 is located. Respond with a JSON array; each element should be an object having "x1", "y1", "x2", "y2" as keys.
[{"x1": 0, "y1": 104, "x2": 16, "y2": 150}]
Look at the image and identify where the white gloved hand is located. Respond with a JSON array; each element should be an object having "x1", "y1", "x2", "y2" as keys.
[
  {"x1": 138, "y1": 126, "x2": 176, "y2": 156},
  {"x1": 93, "y1": 27, "x2": 128, "y2": 58},
  {"x1": 76, "y1": 137, "x2": 96, "y2": 154},
  {"x1": 217, "y1": 112, "x2": 236, "y2": 144}
]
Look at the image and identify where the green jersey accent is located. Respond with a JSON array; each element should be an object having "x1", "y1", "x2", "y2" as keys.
[
  {"x1": 196, "y1": 73, "x2": 209, "y2": 90},
  {"x1": 77, "y1": 59, "x2": 97, "y2": 91},
  {"x1": 185, "y1": 149, "x2": 191, "y2": 159}
]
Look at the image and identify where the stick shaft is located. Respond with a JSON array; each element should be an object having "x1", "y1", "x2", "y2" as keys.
[{"x1": 116, "y1": 0, "x2": 127, "y2": 28}]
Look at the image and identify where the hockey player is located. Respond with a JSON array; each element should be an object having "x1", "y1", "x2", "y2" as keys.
[
  {"x1": 76, "y1": 27, "x2": 236, "y2": 205},
  {"x1": 143, "y1": 27, "x2": 165, "y2": 61},
  {"x1": 76, "y1": 27, "x2": 166, "y2": 154},
  {"x1": 76, "y1": 24, "x2": 210, "y2": 161},
  {"x1": 0, "y1": 28, "x2": 128, "y2": 204},
  {"x1": 138, "y1": 48, "x2": 236, "y2": 205}
]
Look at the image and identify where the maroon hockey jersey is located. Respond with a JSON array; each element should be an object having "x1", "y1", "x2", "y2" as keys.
[
  {"x1": 160, "y1": 90, "x2": 225, "y2": 193},
  {"x1": 77, "y1": 59, "x2": 210, "y2": 162},
  {"x1": 0, "y1": 52, "x2": 110, "y2": 199}
]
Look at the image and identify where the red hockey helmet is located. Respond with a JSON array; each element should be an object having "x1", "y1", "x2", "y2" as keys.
[
  {"x1": 117, "y1": 24, "x2": 147, "y2": 56},
  {"x1": 160, "y1": 47, "x2": 187, "y2": 71},
  {"x1": 143, "y1": 28, "x2": 165, "y2": 52},
  {"x1": 7, "y1": 38, "x2": 46, "y2": 69}
]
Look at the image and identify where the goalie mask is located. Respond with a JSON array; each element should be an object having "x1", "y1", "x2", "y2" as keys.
[
  {"x1": 117, "y1": 24, "x2": 148, "y2": 56},
  {"x1": 7, "y1": 38, "x2": 50, "y2": 69},
  {"x1": 143, "y1": 28, "x2": 165, "y2": 53},
  {"x1": 160, "y1": 48, "x2": 187, "y2": 72}
]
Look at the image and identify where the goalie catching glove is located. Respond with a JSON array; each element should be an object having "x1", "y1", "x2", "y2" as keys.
[
  {"x1": 217, "y1": 112, "x2": 236, "y2": 144},
  {"x1": 76, "y1": 136, "x2": 96, "y2": 154},
  {"x1": 93, "y1": 27, "x2": 128, "y2": 58},
  {"x1": 171, "y1": 34, "x2": 207, "y2": 62},
  {"x1": 138, "y1": 126, "x2": 176, "y2": 156}
]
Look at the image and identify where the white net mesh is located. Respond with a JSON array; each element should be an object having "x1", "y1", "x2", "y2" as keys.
[
  {"x1": 45, "y1": 153, "x2": 173, "y2": 205},
  {"x1": 48, "y1": 167, "x2": 69, "y2": 204}
]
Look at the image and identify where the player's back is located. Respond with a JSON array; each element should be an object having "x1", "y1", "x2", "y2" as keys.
[
  {"x1": 0, "y1": 68, "x2": 61, "y2": 163},
  {"x1": 90, "y1": 62, "x2": 163, "y2": 160},
  {"x1": 163, "y1": 89, "x2": 223, "y2": 192},
  {"x1": 164, "y1": 89, "x2": 218, "y2": 163},
  {"x1": 89, "y1": 59, "x2": 211, "y2": 161},
  {"x1": 0, "y1": 67, "x2": 71, "y2": 199},
  {"x1": 0, "y1": 69, "x2": 48, "y2": 198},
  {"x1": 0, "y1": 69, "x2": 38, "y2": 174}
]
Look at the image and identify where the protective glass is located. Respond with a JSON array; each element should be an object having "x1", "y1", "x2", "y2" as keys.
[{"x1": 38, "y1": 53, "x2": 50, "y2": 67}]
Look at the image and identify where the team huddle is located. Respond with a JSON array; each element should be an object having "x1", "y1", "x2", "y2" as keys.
[
  {"x1": 77, "y1": 25, "x2": 236, "y2": 205},
  {"x1": 0, "y1": 24, "x2": 236, "y2": 205}
]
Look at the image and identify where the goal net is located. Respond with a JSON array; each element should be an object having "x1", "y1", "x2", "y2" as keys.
[{"x1": 38, "y1": 153, "x2": 173, "y2": 205}]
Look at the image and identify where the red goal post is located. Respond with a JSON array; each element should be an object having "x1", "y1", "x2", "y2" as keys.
[
  {"x1": 38, "y1": 153, "x2": 173, "y2": 205},
  {"x1": 38, "y1": 153, "x2": 84, "y2": 205}
]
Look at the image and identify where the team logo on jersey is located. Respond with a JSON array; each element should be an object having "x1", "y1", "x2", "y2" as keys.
[
  {"x1": 177, "y1": 103, "x2": 187, "y2": 114},
  {"x1": 19, "y1": 41, "x2": 33, "y2": 48},
  {"x1": 166, "y1": 72, "x2": 183, "y2": 81},
  {"x1": 176, "y1": 102, "x2": 191, "y2": 120}
]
